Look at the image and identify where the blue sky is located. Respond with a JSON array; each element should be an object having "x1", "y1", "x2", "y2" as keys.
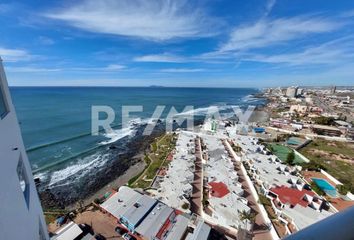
[{"x1": 1, "y1": 0, "x2": 354, "y2": 87}]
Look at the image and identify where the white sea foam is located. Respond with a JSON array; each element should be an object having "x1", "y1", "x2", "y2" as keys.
[
  {"x1": 242, "y1": 94, "x2": 258, "y2": 103},
  {"x1": 48, "y1": 153, "x2": 110, "y2": 187},
  {"x1": 99, "y1": 119, "x2": 140, "y2": 145},
  {"x1": 174, "y1": 106, "x2": 219, "y2": 116}
]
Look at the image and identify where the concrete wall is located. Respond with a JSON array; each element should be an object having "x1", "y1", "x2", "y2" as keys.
[
  {"x1": 293, "y1": 150, "x2": 310, "y2": 163},
  {"x1": 320, "y1": 169, "x2": 342, "y2": 185},
  {"x1": 0, "y1": 59, "x2": 49, "y2": 240}
]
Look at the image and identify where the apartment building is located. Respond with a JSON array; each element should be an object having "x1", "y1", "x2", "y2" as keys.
[{"x1": 0, "y1": 58, "x2": 49, "y2": 240}]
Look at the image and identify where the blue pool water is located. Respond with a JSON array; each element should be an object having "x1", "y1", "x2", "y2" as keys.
[{"x1": 312, "y1": 178, "x2": 338, "y2": 197}]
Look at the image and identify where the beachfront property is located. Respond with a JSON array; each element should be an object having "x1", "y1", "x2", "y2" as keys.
[
  {"x1": 0, "y1": 58, "x2": 49, "y2": 239},
  {"x1": 100, "y1": 186, "x2": 212, "y2": 240},
  {"x1": 150, "y1": 127, "x2": 252, "y2": 233},
  {"x1": 152, "y1": 131, "x2": 196, "y2": 211}
]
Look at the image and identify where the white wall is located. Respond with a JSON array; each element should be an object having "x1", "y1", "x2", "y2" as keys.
[{"x1": 0, "y1": 59, "x2": 49, "y2": 240}]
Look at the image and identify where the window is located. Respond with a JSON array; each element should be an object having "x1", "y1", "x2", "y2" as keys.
[
  {"x1": 0, "y1": 81, "x2": 9, "y2": 119},
  {"x1": 17, "y1": 156, "x2": 30, "y2": 209}
]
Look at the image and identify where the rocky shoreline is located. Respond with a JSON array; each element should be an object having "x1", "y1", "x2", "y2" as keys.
[{"x1": 39, "y1": 124, "x2": 166, "y2": 210}]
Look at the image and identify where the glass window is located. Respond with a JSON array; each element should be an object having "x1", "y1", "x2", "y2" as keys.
[
  {"x1": 0, "y1": 83, "x2": 8, "y2": 118},
  {"x1": 17, "y1": 156, "x2": 30, "y2": 209}
]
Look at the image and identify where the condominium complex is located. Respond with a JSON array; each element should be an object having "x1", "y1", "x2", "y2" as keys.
[{"x1": 0, "y1": 58, "x2": 49, "y2": 240}]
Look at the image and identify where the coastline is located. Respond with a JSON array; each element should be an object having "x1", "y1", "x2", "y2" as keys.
[
  {"x1": 39, "y1": 91, "x2": 267, "y2": 211},
  {"x1": 67, "y1": 158, "x2": 146, "y2": 210},
  {"x1": 39, "y1": 125, "x2": 166, "y2": 210}
]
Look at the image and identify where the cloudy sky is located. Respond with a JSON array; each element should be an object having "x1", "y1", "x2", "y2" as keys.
[{"x1": 1, "y1": 0, "x2": 354, "y2": 87}]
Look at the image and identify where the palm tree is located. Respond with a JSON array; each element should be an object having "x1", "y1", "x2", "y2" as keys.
[{"x1": 239, "y1": 210, "x2": 256, "y2": 232}]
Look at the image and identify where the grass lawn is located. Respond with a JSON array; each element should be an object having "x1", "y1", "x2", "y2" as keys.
[
  {"x1": 299, "y1": 140, "x2": 354, "y2": 192},
  {"x1": 268, "y1": 143, "x2": 305, "y2": 164},
  {"x1": 130, "y1": 133, "x2": 177, "y2": 189}
]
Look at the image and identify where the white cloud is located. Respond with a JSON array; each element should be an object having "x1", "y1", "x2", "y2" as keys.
[
  {"x1": 69, "y1": 64, "x2": 126, "y2": 72},
  {"x1": 44, "y1": 0, "x2": 219, "y2": 41},
  {"x1": 103, "y1": 64, "x2": 126, "y2": 71},
  {"x1": 220, "y1": 16, "x2": 341, "y2": 52},
  {"x1": 134, "y1": 53, "x2": 184, "y2": 63},
  {"x1": 0, "y1": 47, "x2": 33, "y2": 62},
  {"x1": 160, "y1": 68, "x2": 204, "y2": 73},
  {"x1": 6, "y1": 66, "x2": 61, "y2": 73},
  {"x1": 264, "y1": 0, "x2": 276, "y2": 17},
  {"x1": 6, "y1": 64, "x2": 126, "y2": 73},
  {"x1": 244, "y1": 36, "x2": 354, "y2": 65}
]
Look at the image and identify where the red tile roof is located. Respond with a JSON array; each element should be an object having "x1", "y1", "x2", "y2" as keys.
[
  {"x1": 270, "y1": 185, "x2": 315, "y2": 207},
  {"x1": 209, "y1": 181, "x2": 230, "y2": 198}
]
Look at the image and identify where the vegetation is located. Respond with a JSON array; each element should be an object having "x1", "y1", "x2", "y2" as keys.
[
  {"x1": 286, "y1": 150, "x2": 295, "y2": 166},
  {"x1": 43, "y1": 209, "x2": 68, "y2": 225},
  {"x1": 310, "y1": 181, "x2": 325, "y2": 196},
  {"x1": 239, "y1": 210, "x2": 256, "y2": 231},
  {"x1": 181, "y1": 202, "x2": 190, "y2": 210},
  {"x1": 130, "y1": 133, "x2": 177, "y2": 189},
  {"x1": 337, "y1": 184, "x2": 351, "y2": 195},
  {"x1": 258, "y1": 194, "x2": 271, "y2": 206},
  {"x1": 268, "y1": 143, "x2": 305, "y2": 164},
  {"x1": 299, "y1": 139, "x2": 354, "y2": 192},
  {"x1": 313, "y1": 116, "x2": 335, "y2": 126},
  {"x1": 232, "y1": 144, "x2": 242, "y2": 153},
  {"x1": 127, "y1": 155, "x2": 151, "y2": 186},
  {"x1": 202, "y1": 189, "x2": 209, "y2": 208}
]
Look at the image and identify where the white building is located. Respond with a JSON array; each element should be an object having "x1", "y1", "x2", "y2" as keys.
[
  {"x1": 286, "y1": 87, "x2": 298, "y2": 98},
  {"x1": 289, "y1": 105, "x2": 308, "y2": 114},
  {"x1": 0, "y1": 58, "x2": 49, "y2": 240}
]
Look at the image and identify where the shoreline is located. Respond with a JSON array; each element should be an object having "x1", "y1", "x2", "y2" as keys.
[{"x1": 67, "y1": 157, "x2": 146, "y2": 210}]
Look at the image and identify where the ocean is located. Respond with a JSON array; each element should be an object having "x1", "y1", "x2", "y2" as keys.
[{"x1": 10, "y1": 87, "x2": 264, "y2": 206}]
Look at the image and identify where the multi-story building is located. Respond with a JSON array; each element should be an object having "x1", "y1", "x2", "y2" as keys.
[
  {"x1": 0, "y1": 58, "x2": 49, "y2": 240},
  {"x1": 286, "y1": 86, "x2": 298, "y2": 98}
]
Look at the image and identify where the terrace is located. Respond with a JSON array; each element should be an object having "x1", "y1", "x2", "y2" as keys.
[
  {"x1": 202, "y1": 134, "x2": 251, "y2": 230},
  {"x1": 232, "y1": 134, "x2": 334, "y2": 231},
  {"x1": 153, "y1": 131, "x2": 196, "y2": 211}
]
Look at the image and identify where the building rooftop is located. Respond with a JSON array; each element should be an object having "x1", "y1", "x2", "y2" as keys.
[
  {"x1": 100, "y1": 186, "x2": 141, "y2": 220},
  {"x1": 283, "y1": 204, "x2": 332, "y2": 230},
  {"x1": 270, "y1": 185, "x2": 315, "y2": 207},
  {"x1": 135, "y1": 202, "x2": 174, "y2": 239},
  {"x1": 164, "y1": 215, "x2": 189, "y2": 240},
  {"x1": 230, "y1": 133, "x2": 334, "y2": 230},
  {"x1": 202, "y1": 133, "x2": 250, "y2": 228},
  {"x1": 52, "y1": 222, "x2": 83, "y2": 240},
  {"x1": 185, "y1": 219, "x2": 211, "y2": 240},
  {"x1": 155, "y1": 131, "x2": 196, "y2": 210},
  {"x1": 209, "y1": 181, "x2": 230, "y2": 198},
  {"x1": 121, "y1": 194, "x2": 157, "y2": 228}
]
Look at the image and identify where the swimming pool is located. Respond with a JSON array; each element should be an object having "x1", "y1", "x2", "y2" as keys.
[{"x1": 312, "y1": 178, "x2": 338, "y2": 197}]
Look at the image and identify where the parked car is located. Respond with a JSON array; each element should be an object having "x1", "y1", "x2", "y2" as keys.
[
  {"x1": 94, "y1": 234, "x2": 106, "y2": 240},
  {"x1": 115, "y1": 226, "x2": 128, "y2": 236},
  {"x1": 122, "y1": 233, "x2": 137, "y2": 240}
]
